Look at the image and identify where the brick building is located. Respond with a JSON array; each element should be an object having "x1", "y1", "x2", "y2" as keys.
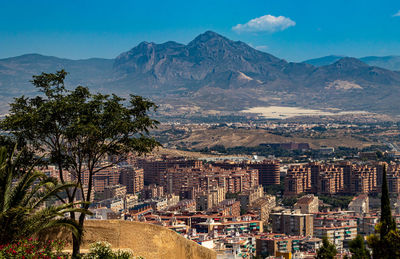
[
  {"x1": 284, "y1": 165, "x2": 311, "y2": 195},
  {"x1": 136, "y1": 157, "x2": 202, "y2": 185},
  {"x1": 119, "y1": 166, "x2": 144, "y2": 194},
  {"x1": 271, "y1": 210, "x2": 314, "y2": 237},
  {"x1": 161, "y1": 165, "x2": 258, "y2": 195},
  {"x1": 213, "y1": 160, "x2": 281, "y2": 186}
]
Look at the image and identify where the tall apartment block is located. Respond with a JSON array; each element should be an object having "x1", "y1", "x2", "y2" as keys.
[
  {"x1": 387, "y1": 164, "x2": 400, "y2": 193},
  {"x1": 196, "y1": 186, "x2": 226, "y2": 211},
  {"x1": 136, "y1": 158, "x2": 202, "y2": 185},
  {"x1": 318, "y1": 166, "x2": 344, "y2": 194},
  {"x1": 119, "y1": 166, "x2": 144, "y2": 194},
  {"x1": 284, "y1": 165, "x2": 312, "y2": 196},
  {"x1": 308, "y1": 162, "x2": 322, "y2": 193},
  {"x1": 161, "y1": 164, "x2": 259, "y2": 195},
  {"x1": 339, "y1": 162, "x2": 353, "y2": 193},
  {"x1": 82, "y1": 165, "x2": 120, "y2": 193},
  {"x1": 351, "y1": 166, "x2": 376, "y2": 194},
  {"x1": 284, "y1": 162, "x2": 385, "y2": 196},
  {"x1": 213, "y1": 160, "x2": 281, "y2": 186},
  {"x1": 249, "y1": 160, "x2": 281, "y2": 186}
]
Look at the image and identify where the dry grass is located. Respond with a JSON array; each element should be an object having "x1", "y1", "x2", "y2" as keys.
[{"x1": 169, "y1": 127, "x2": 376, "y2": 149}]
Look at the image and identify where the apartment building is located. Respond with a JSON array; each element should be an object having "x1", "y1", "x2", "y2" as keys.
[
  {"x1": 294, "y1": 194, "x2": 319, "y2": 214},
  {"x1": 284, "y1": 165, "x2": 311, "y2": 195},
  {"x1": 348, "y1": 194, "x2": 369, "y2": 215},
  {"x1": 351, "y1": 166, "x2": 377, "y2": 194},
  {"x1": 238, "y1": 185, "x2": 264, "y2": 211},
  {"x1": 161, "y1": 165, "x2": 258, "y2": 195},
  {"x1": 270, "y1": 210, "x2": 314, "y2": 237},
  {"x1": 196, "y1": 186, "x2": 226, "y2": 211},
  {"x1": 213, "y1": 160, "x2": 281, "y2": 186},
  {"x1": 119, "y1": 166, "x2": 144, "y2": 194},
  {"x1": 136, "y1": 157, "x2": 202, "y2": 185}
]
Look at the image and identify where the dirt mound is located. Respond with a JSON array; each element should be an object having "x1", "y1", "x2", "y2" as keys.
[{"x1": 43, "y1": 220, "x2": 216, "y2": 259}]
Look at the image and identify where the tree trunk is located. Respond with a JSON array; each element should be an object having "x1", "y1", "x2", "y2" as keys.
[
  {"x1": 72, "y1": 234, "x2": 80, "y2": 258},
  {"x1": 69, "y1": 199, "x2": 81, "y2": 258}
]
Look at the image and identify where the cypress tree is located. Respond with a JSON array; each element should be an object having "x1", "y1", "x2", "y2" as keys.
[
  {"x1": 316, "y1": 236, "x2": 337, "y2": 259},
  {"x1": 380, "y1": 165, "x2": 396, "y2": 239}
]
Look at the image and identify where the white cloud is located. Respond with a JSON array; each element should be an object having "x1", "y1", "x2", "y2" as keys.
[
  {"x1": 233, "y1": 14, "x2": 296, "y2": 33},
  {"x1": 255, "y1": 45, "x2": 268, "y2": 51},
  {"x1": 393, "y1": 10, "x2": 400, "y2": 17},
  {"x1": 248, "y1": 43, "x2": 268, "y2": 51}
]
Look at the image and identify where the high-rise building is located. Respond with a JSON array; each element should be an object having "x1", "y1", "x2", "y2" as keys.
[
  {"x1": 136, "y1": 157, "x2": 202, "y2": 185},
  {"x1": 238, "y1": 185, "x2": 264, "y2": 211},
  {"x1": 196, "y1": 186, "x2": 226, "y2": 211},
  {"x1": 318, "y1": 166, "x2": 344, "y2": 194},
  {"x1": 285, "y1": 165, "x2": 311, "y2": 196},
  {"x1": 213, "y1": 160, "x2": 281, "y2": 186},
  {"x1": 351, "y1": 166, "x2": 376, "y2": 194},
  {"x1": 161, "y1": 165, "x2": 258, "y2": 195},
  {"x1": 248, "y1": 161, "x2": 281, "y2": 186},
  {"x1": 82, "y1": 165, "x2": 120, "y2": 193},
  {"x1": 142, "y1": 184, "x2": 164, "y2": 199},
  {"x1": 339, "y1": 162, "x2": 353, "y2": 193},
  {"x1": 309, "y1": 162, "x2": 322, "y2": 193},
  {"x1": 119, "y1": 167, "x2": 144, "y2": 194}
]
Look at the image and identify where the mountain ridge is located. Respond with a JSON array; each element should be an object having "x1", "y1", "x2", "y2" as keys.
[
  {"x1": 304, "y1": 55, "x2": 400, "y2": 71},
  {"x1": 1, "y1": 31, "x2": 400, "y2": 116}
]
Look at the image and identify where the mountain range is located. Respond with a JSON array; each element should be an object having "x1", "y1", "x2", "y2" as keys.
[
  {"x1": 1, "y1": 31, "x2": 400, "y2": 117},
  {"x1": 304, "y1": 55, "x2": 400, "y2": 71}
]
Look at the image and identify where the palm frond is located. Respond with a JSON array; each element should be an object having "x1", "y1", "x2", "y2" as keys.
[{"x1": 0, "y1": 146, "x2": 91, "y2": 244}]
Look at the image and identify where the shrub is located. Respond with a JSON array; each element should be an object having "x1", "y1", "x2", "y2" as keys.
[
  {"x1": 85, "y1": 241, "x2": 113, "y2": 258},
  {"x1": 0, "y1": 238, "x2": 67, "y2": 258},
  {"x1": 84, "y1": 241, "x2": 139, "y2": 259}
]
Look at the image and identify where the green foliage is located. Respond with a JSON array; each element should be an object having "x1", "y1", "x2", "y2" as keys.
[
  {"x1": 225, "y1": 192, "x2": 240, "y2": 200},
  {"x1": 0, "y1": 146, "x2": 87, "y2": 244},
  {"x1": 264, "y1": 178, "x2": 284, "y2": 196},
  {"x1": 0, "y1": 238, "x2": 67, "y2": 258},
  {"x1": 84, "y1": 241, "x2": 137, "y2": 259},
  {"x1": 380, "y1": 165, "x2": 396, "y2": 238},
  {"x1": 318, "y1": 195, "x2": 354, "y2": 208},
  {"x1": 1, "y1": 70, "x2": 160, "y2": 255},
  {"x1": 367, "y1": 165, "x2": 400, "y2": 258},
  {"x1": 316, "y1": 236, "x2": 337, "y2": 259},
  {"x1": 367, "y1": 224, "x2": 400, "y2": 259},
  {"x1": 85, "y1": 241, "x2": 113, "y2": 258},
  {"x1": 281, "y1": 197, "x2": 298, "y2": 207},
  {"x1": 348, "y1": 235, "x2": 370, "y2": 259}
]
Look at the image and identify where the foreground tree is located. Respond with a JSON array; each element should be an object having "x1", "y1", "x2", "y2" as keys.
[
  {"x1": 367, "y1": 165, "x2": 400, "y2": 258},
  {"x1": 348, "y1": 235, "x2": 370, "y2": 259},
  {"x1": 1, "y1": 70, "x2": 160, "y2": 256},
  {"x1": 0, "y1": 146, "x2": 85, "y2": 244},
  {"x1": 316, "y1": 236, "x2": 337, "y2": 259}
]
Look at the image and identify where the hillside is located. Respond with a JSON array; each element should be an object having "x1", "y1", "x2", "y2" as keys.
[
  {"x1": 41, "y1": 220, "x2": 216, "y2": 259},
  {"x1": 155, "y1": 126, "x2": 377, "y2": 150}
]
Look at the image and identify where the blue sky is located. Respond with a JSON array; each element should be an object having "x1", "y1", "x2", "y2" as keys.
[{"x1": 1, "y1": 0, "x2": 400, "y2": 61}]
